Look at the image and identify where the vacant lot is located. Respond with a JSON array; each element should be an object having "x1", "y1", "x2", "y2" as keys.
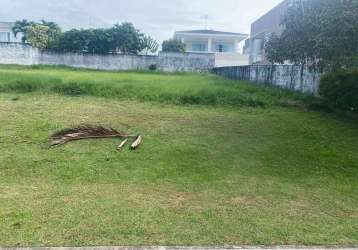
[{"x1": 0, "y1": 66, "x2": 357, "y2": 246}]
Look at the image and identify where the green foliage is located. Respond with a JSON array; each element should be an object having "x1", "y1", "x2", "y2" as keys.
[
  {"x1": 49, "y1": 22, "x2": 152, "y2": 54},
  {"x1": 26, "y1": 24, "x2": 50, "y2": 49},
  {"x1": 12, "y1": 19, "x2": 61, "y2": 49},
  {"x1": 56, "y1": 23, "x2": 150, "y2": 55},
  {"x1": 265, "y1": 0, "x2": 358, "y2": 71},
  {"x1": 13, "y1": 20, "x2": 156, "y2": 55},
  {"x1": 88, "y1": 29, "x2": 112, "y2": 54},
  {"x1": 162, "y1": 39, "x2": 186, "y2": 53},
  {"x1": 39, "y1": 20, "x2": 62, "y2": 49},
  {"x1": 110, "y1": 23, "x2": 143, "y2": 54},
  {"x1": 12, "y1": 19, "x2": 35, "y2": 42},
  {"x1": 265, "y1": 34, "x2": 286, "y2": 64},
  {"x1": 319, "y1": 69, "x2": 358, "y2": 113},
  {"x1": 57, "y1": 29, "x2": 95, "y2": 53}
]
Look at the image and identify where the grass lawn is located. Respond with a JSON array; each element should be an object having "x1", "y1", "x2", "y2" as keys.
[{"x1": 0, "y1": 65, "x2": 357, "y2": 246}]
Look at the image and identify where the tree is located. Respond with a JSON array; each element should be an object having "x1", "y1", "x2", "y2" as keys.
[
  {"x1": 12, "y1": 19, "x2": 61, "y2": 49},
  {"x1": 110, "y1": 23, "x2": 143, "y2": 54},
  {"x1": 12, "y1": 19, "x2": 35, "y2": 42},
  {"x1": 40, "y1": 20, "x2": 62, "y2": 49},
  {"x1": 26, "y1": 24, "x2": 50, "y2": 49},
  {"x1": 87, "y1": 29, "x2": 112, "y2": 54},
  {"x1": 265, "y1": 34, "x2": 286, "y2": 64},
  {"x1": 265, "y1": 0, "x2": 358, "y2": 72},
  {"x1": 13, "y1": 20, "x2": 155, "y2": 55},
  {"x1": 141, "y1": 35, "x2": 159, "y2": 55},
  {"x1": 162, "y1": 39, "x2": 186, "y2": 53},
  {"x1": 57, "y1": 29, "x2": 93, "y2": 52}
]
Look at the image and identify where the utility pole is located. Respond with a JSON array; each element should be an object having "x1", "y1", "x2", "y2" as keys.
[{"x1": 201, "y1": 15, "x2": 210, "y2": 30}]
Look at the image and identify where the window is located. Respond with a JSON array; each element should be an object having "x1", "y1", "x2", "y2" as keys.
[
  {"x1": 0, "y1": 32, "x2": 10, "y2": 42},
  {"x1": 191, "y1": 43, "x2": 206, "y2": 52},
  {"x1": 214, "y1": 43, "x2": 232, "y2": 53}
]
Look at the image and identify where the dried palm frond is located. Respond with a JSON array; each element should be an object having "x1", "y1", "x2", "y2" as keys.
[{"x1": 50, "y1": 125, "x2": 138, "y2": 147}]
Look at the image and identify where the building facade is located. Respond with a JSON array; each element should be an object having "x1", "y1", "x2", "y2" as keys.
[
  {"x1": 249, "y1": 0, "x2": 290, "y2": 64},
  {"x1": 0, "y1": 22, "x2": 23, "y2": 43},
  {"x1": 174, "y1": 29, "x2": 248, "y2": 53},
  {"x1": 174, "y1": 29, "x2": 249, "y2": 67}
]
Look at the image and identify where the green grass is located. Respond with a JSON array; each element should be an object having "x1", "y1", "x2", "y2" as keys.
[
  {"x1": 0, "y1": 65, "x2": 357, "y2": 246},
  {"x1": 0, "y1": 65, "x2": 315, "y2": 108}
]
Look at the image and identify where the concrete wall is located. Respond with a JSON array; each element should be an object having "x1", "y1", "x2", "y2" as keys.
[
  {"x1": 158, "y1": 52, "x2": 215, "y2": 72},
  {"x1": 39, "y1": 51, "x2": 158, "y2": 71},
  {"x1": 215, "y1": 53, "x2": 249, "y2": 67},
  {"x1": 0, "y1": 42, "x2": 215, "y2": 72},
  {"x1": 213, "y1": 65, "x2": 320, "y2": 94},
  {"x1": 0, "y1": 42, "x2": 38, "y2": 65}
]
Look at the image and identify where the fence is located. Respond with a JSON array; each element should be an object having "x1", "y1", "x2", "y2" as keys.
[{"x1": 213, "y1": 65, "x2": 320, "y2": 94}]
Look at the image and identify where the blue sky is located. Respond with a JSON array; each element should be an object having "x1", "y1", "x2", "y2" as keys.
[{"x1": 1, "y1": 0, "x2": 283, "y2": 41}]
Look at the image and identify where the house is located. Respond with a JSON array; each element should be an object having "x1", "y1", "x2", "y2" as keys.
[
  {"x1": 249, "y1": 0, "x2": 290, "y2": 64},
  {"x1": 0, "y1": 22, "x2": 23, "y2": 43},
  {"x1": 174, "y1": 29, "x2": 249, "y2": 67}
]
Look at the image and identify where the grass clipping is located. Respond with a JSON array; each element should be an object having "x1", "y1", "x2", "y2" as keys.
[{"x1": 50, "y1": 125, "x2": 142, "y2": 150}]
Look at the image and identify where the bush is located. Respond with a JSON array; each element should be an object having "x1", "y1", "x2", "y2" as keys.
[
  {"x1": 319, "y1": 70, "x2": 358, "y2": 113},
  {"x1": 149, "y1": 64, "x2": 157, "y2": 71},
  {"x1": 162, "y1": 39, "x2": 186, "y2": 53}
]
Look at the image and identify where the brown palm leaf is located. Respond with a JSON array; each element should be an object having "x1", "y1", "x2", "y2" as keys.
[{"x1": 50, "y1": 125, "x2": 138, "y2": 147}]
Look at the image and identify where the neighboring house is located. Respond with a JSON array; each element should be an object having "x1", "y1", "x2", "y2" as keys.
[
  {"x1": 249, "y1": 0, "x2": 290, "y2": 64},
  {"x1": 0, "y1": 22, "x2": 23, "y2": 43},
  {"x1": 174, "y1": 29, "x2": 249, "y2": 67}
]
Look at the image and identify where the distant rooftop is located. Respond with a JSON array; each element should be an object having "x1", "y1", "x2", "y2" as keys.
[
  {"x1": 0, "y1": 22, "x2": 15, "y2": 29},
  {"x1": 175, "y1": 29, "x2": 248, "y2": 36}
]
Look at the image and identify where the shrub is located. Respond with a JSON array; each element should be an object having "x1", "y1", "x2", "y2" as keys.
[
  {"x1": 149, "y1": 64, "x2": 157, "y2": 71},
  {"x1": 319, "y1": 70, "x2": 358, "y2": 113}
]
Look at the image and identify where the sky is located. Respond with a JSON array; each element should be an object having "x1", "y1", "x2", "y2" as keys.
[{"x1": 0, "y1": 0, "x2": 283, "y2": 42}]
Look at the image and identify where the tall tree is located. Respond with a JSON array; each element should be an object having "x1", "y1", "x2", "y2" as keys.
[
  {"x1": 110, "y1": 23, "x2": 143, "y2": 54},
  {"x1": 87, "y1": 29, "x2": 112, "y2": 54},
  {"x1": 265, "y1": 0, "x2": 358, "y2": 72}
]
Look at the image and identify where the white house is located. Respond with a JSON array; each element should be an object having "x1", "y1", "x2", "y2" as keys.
[
  {"x1": 0, "y1": 22, "x2": 23, "y2": 43},
  {"x1": 174, "y1": 29, "x2": 249, "y2": 67}
]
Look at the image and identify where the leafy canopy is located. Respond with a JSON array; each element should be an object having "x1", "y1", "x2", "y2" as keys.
[
  {"x1": 26, "y1": 25, "x2": 50, "y2": 49},
  {"x1": 12, "y1": 19, "x2": 61, "y2": 49},
  {"x1": 13, "y1": 20, "x2": 159, "y2": 55},
  {"x1": 265, "y1": 0, "x2": 358, "y2": 72},
  {"x1": 162, "y1": 39, "x2": 186, "y2": 53}
]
